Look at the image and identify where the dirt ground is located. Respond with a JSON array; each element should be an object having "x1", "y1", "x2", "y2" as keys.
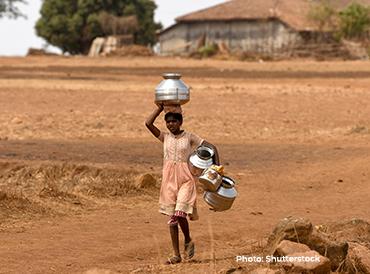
[{"x1": 0, "y1": 56, "x2": 369, "y2": 274}]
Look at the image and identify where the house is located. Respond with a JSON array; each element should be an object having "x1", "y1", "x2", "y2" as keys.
[{"x1": 158, "y1": 0, "x2": 370, "y2": 57}]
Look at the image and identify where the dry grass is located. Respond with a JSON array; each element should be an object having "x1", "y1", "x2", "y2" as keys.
[{"x1": 0, "y1": 161, "x2": 160, "y2": 222}]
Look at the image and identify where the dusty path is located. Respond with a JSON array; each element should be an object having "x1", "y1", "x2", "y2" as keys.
[
  {"x1": 1, "y1": 139, "x2": 369, "y2": 273},
  {"x1": 0, "y1": 57, "x2": 370, "y2": 273}
]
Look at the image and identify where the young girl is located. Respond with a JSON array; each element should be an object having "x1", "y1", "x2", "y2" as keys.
[{"x1": 145, "y1": 103, "x2": 219, "y2": 264}]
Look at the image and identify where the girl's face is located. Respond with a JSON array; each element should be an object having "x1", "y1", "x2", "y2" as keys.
[{"x1": 166, "y1": 117, "x2": 182, "y2": 135}]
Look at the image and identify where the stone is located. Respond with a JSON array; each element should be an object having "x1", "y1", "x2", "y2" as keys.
[
  {"x1": 266, "y1": 217, "x2": 348, "y2": 271},
  {"x1": 282, "y1": 250, "x2": 331, "y2": 274},
  {"x1": 325, "y1": 218, "x2": 370, "y2": 244},
  {"x1": 306, "y1": 230, "x2": 348, "y2": 271},
  {"x1": 83, "y1": 268, "x2": 118, "y2": 274},
  {"x1": 249, "y1": 268, "x2": 285, "y2": 274},
  {"x1": 274, "y1": 240, "x2": 311, "y2": 256},
  {"x1": 11, "y1": 117, "x2": 23, "y2": 124},
  {"x1": 134, "y1": 173, "x2": 157, "y2": 189},
  {"x1": 345, "y1": 242, "x2": 370, "y2": 274},
  {"x1": 224, "y1": 267, "x2": 245, "y2": 274},
  {"x1": 0, "y1": 191, "x2": 7, "y2": 201},
  {"x1": 266, "y1": 216, "x2": 313, "y2": 254}
]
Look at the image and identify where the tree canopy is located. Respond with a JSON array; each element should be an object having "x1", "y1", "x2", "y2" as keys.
[
  {"x1": 308, "y1": 0, "x2": 337, "y2": 32},
  {"x1": 35, "y1": 0, "x2": 161, "y2": 55},
  {"x1": 0, "y1": 0, "x2": 26, "y2": 18}
]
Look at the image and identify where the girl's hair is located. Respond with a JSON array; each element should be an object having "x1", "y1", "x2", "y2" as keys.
[{"x1": 165, "y1": 112, "x2": 183, "y2": 123}]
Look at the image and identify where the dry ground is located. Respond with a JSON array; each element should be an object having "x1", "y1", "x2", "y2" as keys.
[{"x1": 0, "y1": 56, "x2": 369, "y2": 274}]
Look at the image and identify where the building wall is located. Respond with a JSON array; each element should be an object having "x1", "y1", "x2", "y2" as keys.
[
  {"x1": 159, "y1": 19, "x2": 302, "y2": 56},
  {"x1": 159, "y1": 24, "x2": 189, "y2": 55}
]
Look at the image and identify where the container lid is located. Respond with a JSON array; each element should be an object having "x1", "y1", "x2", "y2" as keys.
[{"x1": 163, "y1": 73, "x2": 182, "y2": 79}]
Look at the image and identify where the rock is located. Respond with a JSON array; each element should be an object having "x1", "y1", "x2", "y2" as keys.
[
  {"x1": 249, "y1": 268, "x2": 285, "y2": 274},
  {"x1": 306, "y1": 230, "x2": 348, "y2": 271},
  {"x1": 83, "y1": 268, "x2": 118, "y2": 274},
  {"x1": 224, "y1": 266, "x2": 245, "y2": 274},
  {"x1": 0, "y1": 191, "x2": 7, "y2": 201},
  {"x1": 266, "y1": 217, "x2": 348, "y2": 271},
  {"x1": 325, "y1": 218, "x2": 370, "y2": 244},
  {"x1": 282, "y1": 250, "x2": 331, "y2": 274},
  {"x1": 274, "y1": 240, "x2": 311, "y2": 256},
  {"x1": 345, "y1": 242, "x2": 370, "y2": 274},
  {"x1": 93, "y1": 122, "x2": 104, "y2": 129},
  {"x1": 11, "y1": 117, "x2": 23, "y2": 124},
  {"x1": 266, "y1": 216, "x2": 313, "y2": 254},
  {"x1": 134, "y1": 173, "x2": 157, "y2": 189},
  {"x1": 130, "y1": 268, "x2": 144, "y2": 274}
]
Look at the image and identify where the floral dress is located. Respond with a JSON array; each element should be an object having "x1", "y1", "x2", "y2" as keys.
[{"x1": 157, "y1": 130, "x2": 203, "y2": 219}]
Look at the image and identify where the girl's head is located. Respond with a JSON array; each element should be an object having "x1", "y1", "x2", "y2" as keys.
[{"x1": 165, "y1": 112, "x2": 183, "y2": 134}]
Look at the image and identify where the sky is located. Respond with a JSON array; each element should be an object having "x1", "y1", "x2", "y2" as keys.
[{"x1": 0, "y1": 0, "x2": 226, "y2": 56}]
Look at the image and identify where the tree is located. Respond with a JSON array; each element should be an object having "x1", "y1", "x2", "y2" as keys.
[
  {"x1": 308, "y1": 0, "x2": 337, "y2": 32},
  {"x1": 35, "y1": 0, "x2": 161, "y2": 55},
  {"x1": 0, "y1": 0, "x2": 26, "y2": 18},
  {"x1": 338, "y1": 3, "x2": 370, "y2": 39},
  {"x1": 98, "y1": 12, "x2": 138, "y2": 36}
]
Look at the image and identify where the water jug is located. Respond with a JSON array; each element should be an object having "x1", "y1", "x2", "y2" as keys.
[{"x1": 155, "y1": 73, "x2": 190, "y2": 105}]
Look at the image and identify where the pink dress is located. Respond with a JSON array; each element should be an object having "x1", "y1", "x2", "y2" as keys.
[{"x1": 157, "y1": 130, "x2": 203, "y2": 217}]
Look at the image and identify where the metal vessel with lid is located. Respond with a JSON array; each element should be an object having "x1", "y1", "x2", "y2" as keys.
[
  {"x1": 203, "y1": 176, "x2": 237, "y2": 212},
  {"x1": 198, "y1": 167, "x2": 223, "y2": 192},
  {"x1": 155, "y1": 73, "x2": 190, "y2": 105},
  {"x1": 188, "y1": 146, "x2": 215, "y2": 177}
]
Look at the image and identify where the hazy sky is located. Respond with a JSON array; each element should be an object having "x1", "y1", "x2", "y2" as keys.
[{"x1": 0, "y1": 0, "x2": 226, "y2": 56}]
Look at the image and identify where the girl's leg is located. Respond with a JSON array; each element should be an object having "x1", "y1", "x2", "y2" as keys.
[
  {"x1": 177, "y1": 217, "x2": 191, "y2": 244},
  {"x1": 178, "y1": 217, "x2": 195, "y2": 259},
  {"x1": 169, "y1": 224, "x2": 181, "y2": 257}
]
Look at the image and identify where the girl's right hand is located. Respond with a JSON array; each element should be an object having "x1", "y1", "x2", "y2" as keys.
[{"x1": 155, "y1": 102, "x2": 164, "y2": 111}]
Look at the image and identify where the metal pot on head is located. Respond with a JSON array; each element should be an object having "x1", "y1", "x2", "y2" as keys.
[
  {"x1": 155, "y1": 73, "x2": 190, "y2": 105},
  {"x1": 203, "y1": 176, "x2": 237, "y2": 212}
]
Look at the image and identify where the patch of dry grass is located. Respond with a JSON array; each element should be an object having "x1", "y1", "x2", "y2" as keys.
[{"x1": 0, "y1": 161, "x2": 160, "y2": 222}]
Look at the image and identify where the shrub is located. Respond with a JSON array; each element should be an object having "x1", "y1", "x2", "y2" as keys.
[
  {"x1": 198, "y1": 43, "x2": 218, "y2": 58},
  {"x1": 338, "y1": 3, "x2": 370, "y2": 39}
]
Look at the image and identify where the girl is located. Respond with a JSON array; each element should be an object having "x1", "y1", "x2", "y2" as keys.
[{"x1": 145, "y1": 103, "x2": 219, "y2": 264}]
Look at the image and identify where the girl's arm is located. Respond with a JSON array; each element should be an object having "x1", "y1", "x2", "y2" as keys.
[
  {"x1": 202, "y1": 140, "x2": 220, "y2": 165},
  {"x1": 145, "y1": 103, "x2": 164, "y2": 138}
]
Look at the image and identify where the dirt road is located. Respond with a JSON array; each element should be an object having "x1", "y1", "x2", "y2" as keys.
[{"x1": 0, "y1": 57, "x2": 369, "y2": 273}]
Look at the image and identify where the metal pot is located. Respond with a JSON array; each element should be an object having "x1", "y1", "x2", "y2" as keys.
[
  {"x1": 155, "y1": 73, "x2": 190, "y2": 105},
  {"x1": 196, "y1": 146, "x2": 214, "y2": 160},
  {"x1": 198, "y1": 167, "x2": 222, "y2": 192},
  {"x1": 203, "y1": 176, "x2": 237, "y2": 212},
  {"x1": 188, "y1": 146, "x2": 215, "y2": 177}
]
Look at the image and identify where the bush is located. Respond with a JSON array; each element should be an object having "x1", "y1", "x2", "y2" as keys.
[
  {"x1": 338, "y1": 3, "x2": 370, "y2": 39},
  {"x1": 198, "y1": 43, "x2": 218, "y2": 58}
]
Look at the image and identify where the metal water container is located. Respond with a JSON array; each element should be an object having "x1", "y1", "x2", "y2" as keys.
[
  {"x1": 198, "y1": 167, "x2": 223, "y2": 192},
  {"x1": 188, "y1": 146, "x2": 215, "y2": 177},
  {"x1": 155, "y1": 73, "x2": 190, "y2": 105},
  {"x1": 203, "y1": 176, "x2": 237, "y2": 212}
]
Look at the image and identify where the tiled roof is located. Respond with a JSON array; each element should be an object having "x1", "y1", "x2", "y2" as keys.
[{"x1": 175, "y1": 0, "x2": 370, "y2": 31}]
